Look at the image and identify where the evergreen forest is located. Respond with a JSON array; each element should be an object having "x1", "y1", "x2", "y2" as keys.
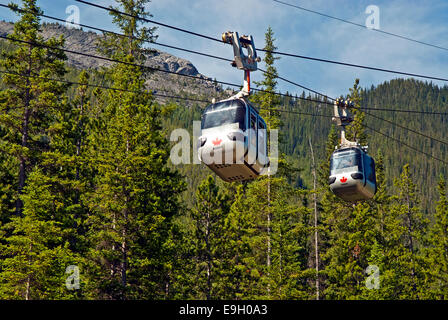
[{"x1": 0, "y1": 0, "x2": 447, "y2": 300}]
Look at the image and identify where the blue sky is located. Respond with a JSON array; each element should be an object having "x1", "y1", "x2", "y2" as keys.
[{"x1": 1, "y1": 0, "x2": 447, "y2": 98}]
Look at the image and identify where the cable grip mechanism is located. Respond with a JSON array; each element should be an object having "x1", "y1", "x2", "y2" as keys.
[
  {"x1": 332, "y1": 98, "x2": 359, "y2": 148},
  {"x1": 222, "y1": 31, "x2": 261, "y2": 97}
]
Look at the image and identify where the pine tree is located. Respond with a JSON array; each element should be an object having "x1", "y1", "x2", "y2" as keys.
[
  {"x1": 191, "y1": 175, "x2": 229, "y2": 299},
  {"x1": 384, "y1": 164, "x2": 428, "y2": 299},
  {"x1": 321, "y1": 200, "x2": 379, "y2": 299},
  {"x1": 0, "y1": 69, "x2": 95, "y2": 300},
  {"x1": 248, "y1": 27, "x2": 287, "y2": 298},
  {"x1": 39, "y1": 70, "x2": 94, "y2": 256},
  {"x1": 0, "y1": 169, "x2": 81, "y2": 299},
  {"x1": 0, "y1": 0, "x2": 89, "y2": 300},
  {"x1": 269, "y1": 183, "x2": 311, "y2": 299},
  {"x1": 219, "y1": 184, "x2": 258, "y2": 299},
  {"x1": 85, "y1": 0, "x2": 184, "y2": 299},
  {"x1": 345, "y1": 79, "x2": 368, "y2": 146},
  {"x1": 237, "y1": 176, "x2": 312, "y2": 299},
  {"x1": 0, "y1": 0, "x2": 67, "y2": 216},
  {"x1": 0, "y1": 145, "x2": 15, "y2": 223},
  {"x1": 424, "y1": 175, "x2": 448, "y2": 298},
  {"x1": 252, "y1": 26, "x2": 281, "y2": 131}
]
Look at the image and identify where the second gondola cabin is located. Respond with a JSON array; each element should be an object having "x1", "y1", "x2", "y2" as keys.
[
  {"x1": 198, "y1": 97, "x2": 269, "y2": 182},
  {"x1": 328, "y1": 146, "x2": 377, "y2": 201}
]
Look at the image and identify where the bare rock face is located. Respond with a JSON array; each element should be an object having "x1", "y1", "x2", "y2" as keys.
[
  {"x1": 0, "y1": 20, "x2": 14, "y2": 36},
  {"x1": 39, "y1": 22, "x2": 200, "y2": 77},
  {"x1": 60, "y1": 29, "x2": 200, "y2": 77},
  {"x1": 1, "y1": 21, "x2": 107, "y2": 69},
  {"x1": 148, "y1": 51, "x2": 199, "y2": 76},
  {"x1": 44, "y1": 22, "x2": 106, "y2": 70}
]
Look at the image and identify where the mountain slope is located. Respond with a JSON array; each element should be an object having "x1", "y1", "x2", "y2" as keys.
[{"x1": 0, "y1": 20, "x2": 226, "y2": 101}]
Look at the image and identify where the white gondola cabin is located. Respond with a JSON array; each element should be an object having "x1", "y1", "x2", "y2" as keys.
[
  {"x1": 198, "y1": 97, "x2": 269, "y2": 182},
  {"x1": 329, "y1": 98, "x2": 377, "y2": 201},
  {"x1": 328, "y1": 146, "x2": 377, "y2": 201}
]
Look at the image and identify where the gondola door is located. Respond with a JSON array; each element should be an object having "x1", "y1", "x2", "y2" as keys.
[
  {"x1": 252, "y1": 116, "x2": 267, "y2": 173},
  {"x1": 362, "y1": 153, "x2": 377, "y2": 195},
  {"x1": 246, "y1": 110, "x2": 258, "y2": 166}
]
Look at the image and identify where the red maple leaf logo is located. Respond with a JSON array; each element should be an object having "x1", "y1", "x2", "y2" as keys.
[
  {"x1": 340, "y1": 177, "x2": 348, "y2": 183},
  {"x1": 212, "y1": 138, "x2": 222, "y2": 146}
]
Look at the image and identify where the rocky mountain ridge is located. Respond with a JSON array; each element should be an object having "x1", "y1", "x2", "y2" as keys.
[{"x1": 0, "y1": 20, "x2": 229, "y2": 101}]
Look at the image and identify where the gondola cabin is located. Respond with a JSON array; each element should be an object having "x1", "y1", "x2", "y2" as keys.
[
  {"x1": 198, "y1": 98, "x2": 269, "y2": 182},
  {"x1": 328, "y1": 147, "x2": 377, "y2": 201}
]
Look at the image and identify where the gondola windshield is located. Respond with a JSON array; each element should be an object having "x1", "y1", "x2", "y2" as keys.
[
  {"x1": 201, "y1": 100, "x2": 246, "y2": 130},
  {"x1": 330, "y1": 150, "x2": 362, "y2": 175}
]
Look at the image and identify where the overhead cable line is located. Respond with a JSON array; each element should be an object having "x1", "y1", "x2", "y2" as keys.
[
  {"x1": 264, "y1": 110, "x2": 448, "y2": 165},
  {"x1": 1, "y1": 6, "x2": 446, "y2": 116},
  {"x1": 0, "y1": 69, "x2": 210, "y2": 103},
  {"x1": 0, "y1": 70, "x2": 336, "y2": 115},
  {"x1": 0, "y1": 4, "x2": 230, "y2": 63},
  {"x1": 0, "y1": 69, "x2": 332, "y2": 112},
  {"x1": 4, "y1": 67, "x2": 445, "y2": 138},
  {"x1": 273, "y1": 0, "x2": 448, "y2": 53},
  {"x1": 364, "y1": 123, "x2": 448, "y2": 165},
  {"x1": 257, "y1": 48, "x2": 448, "y2": 83},
  {"x1": 74, "y1": 0, "x2": 223, "y2": 44},
  {"x1": 1, "y1": 33, "x2": 446, "y2": 116},
  {"x1": 1, "y1": 7, "x2": 446, "y2": 165},
  {"x1": 0, "y1": 34, "x2": 239, "y2": 90},
  {"x1": 258, "y1": 67, "x2": 335, "y2": 102},
  {"x1": 16, "y1": 5, "x2": 441, "y2": 114},
  {"x1": 277, "y1": 111, "x2": 448, "y2": 165},
  {"x1": 1, "y1": 71, "x2": 445, "y2": 166},
  {"x1": 276, "y1": 109, "x2": 333, "y2": 118},
  {"x1": 0, "y1": 33, "x2": 334, "y2": 105},
  {"x1": 0, "y1": 3, "x2": 331, "y2": 101},
  {"x1": 360, "y1": 106, "x2": 447, "y2": 116},
  {"x1": 364, "y1": 111, "x2": 448, "y2": 146},
  {"x1": 71, "y1": 0, "x2": 334, "y2": 99},
  {"x1": 74, "y1": 0, "x2": 448, "y2": 83},
  {"x1": 5, "y1": 4, "x2": 331, "y2": 101}
]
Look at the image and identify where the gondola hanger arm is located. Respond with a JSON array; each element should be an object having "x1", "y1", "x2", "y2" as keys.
[{"x1": 222, "y1": 31, "x2": 261, "y2": 98}]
